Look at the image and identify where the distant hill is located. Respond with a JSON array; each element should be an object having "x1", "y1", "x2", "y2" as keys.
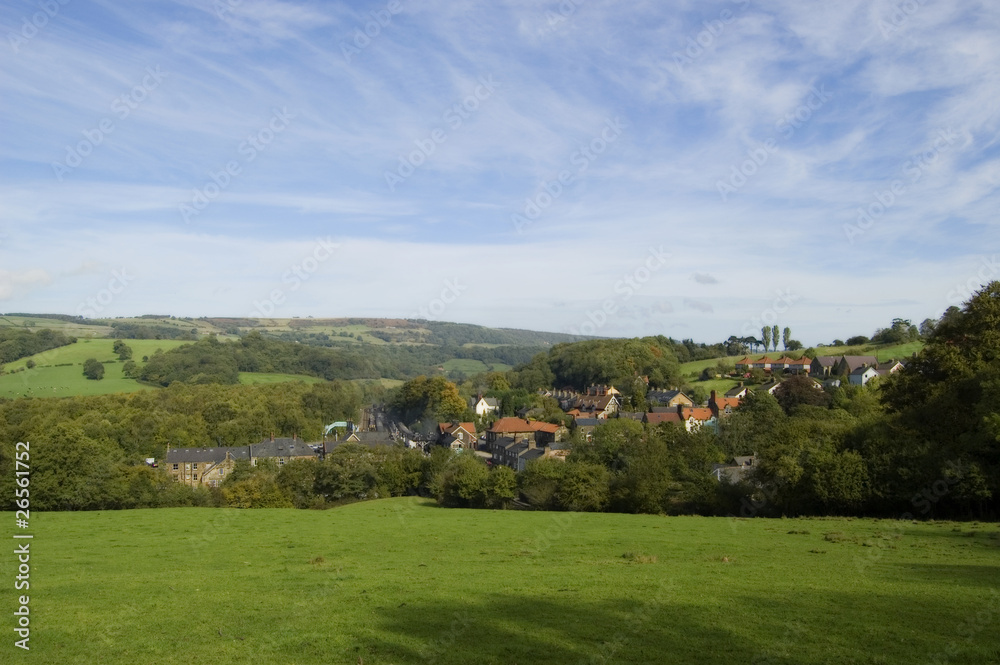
[
  {"x1": 0, "y1": 314, "x2": 589, "y2": 347},
  {"x1": 0, "y1": 315, "x2": 594, "y2": 396}
]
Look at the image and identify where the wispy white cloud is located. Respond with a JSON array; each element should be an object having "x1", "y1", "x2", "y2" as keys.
[{"x1": 0, "y1": 0, "x2": 998, "y2": 343}]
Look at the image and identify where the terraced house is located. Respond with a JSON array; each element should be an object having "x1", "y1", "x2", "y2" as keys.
[{"x1": 166, "y1": 436, "x2": 319, "y2": 488}]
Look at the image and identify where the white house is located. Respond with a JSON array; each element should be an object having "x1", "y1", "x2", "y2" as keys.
[
  {"x1": 849, "y1": 366, "x2": 879, "y2": 386},
  {"x1": 474, "y1": 396, "x2": 500, "y2": 417}
]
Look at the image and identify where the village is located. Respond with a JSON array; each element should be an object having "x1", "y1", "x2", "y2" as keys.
[{"x1": 163, "y1": 352, "x2": 905, "y2": 489}]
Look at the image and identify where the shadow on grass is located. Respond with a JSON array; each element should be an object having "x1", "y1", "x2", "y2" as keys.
[
  {"x1": 334, "y1": 587, "x2": 1000, "y2": 665},
  {"x1": 885, "y1": 563, "x2": 1000, "y2": 590}
]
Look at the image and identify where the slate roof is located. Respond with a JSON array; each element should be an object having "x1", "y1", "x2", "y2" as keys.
[
  {"x1": 166, "y1": 446, "x2": 251, "y2": 464},
  {"x1": 253, "y1": 438, "x2": 318, "y2": 458},
  {"x1": 574, "y1": 418, "x2": 601, "y2": 428},
  {"x1": 841, "y1": 355, "x2": 878, "y2": 372},
  {"x1": 520, "y1": 448, "x2": 545, "y2": 463},
  {"x1": 646, "y1": 389, "x2": 688, "y2": 404}
]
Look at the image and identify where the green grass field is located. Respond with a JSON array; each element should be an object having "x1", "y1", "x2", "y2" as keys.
[
  {"x1": 441, "y1": 359, "x2": 513, "y2": 374},
  {"x1": 0, "y1": 340, "x2": 326, "y2": 398},
  {"x1": 0, "y1": 339, "x2": 192, "y2": 399},
  {"x1": 10, "y1": 500, "x2": 999, "y2": 664}
]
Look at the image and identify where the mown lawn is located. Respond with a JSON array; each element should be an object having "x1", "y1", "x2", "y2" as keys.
[{"x1": 8, "y1": 500, "x2": 999, "y2": 664}]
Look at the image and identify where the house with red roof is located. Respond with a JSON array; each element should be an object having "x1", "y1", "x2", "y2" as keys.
[{"x1": 437, "y1": 422, "x2": 478, "y2": 450}]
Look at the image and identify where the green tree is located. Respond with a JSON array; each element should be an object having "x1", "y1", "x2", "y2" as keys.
[
  {"x1": 774, "y1": 375, "x2": 831, "y2": 415},
  {"x1": 433, "y1": 453, "x2": 489, "y2": 508},
  {"x1": 484, "y1": 465, "x2": 517, "y2": 509},
  {"x1": 918, "y1": 317, "x2": 938, "y2": 339},
  {"x1": 83, "y1": 358, "x2": 105, "y2": 380},
  {"x1": 391, "y1": 375, "x2": 469, "y2": 426},
  {"x1": 878, "y1": 281, "x2": 1000, "y2": 516},
  {"x1": 782, "y1": 327, "x2": 791, "y2": 350},
  {"x1": 113, "y1": 340, "x2": 133, "y2": 360},
  {"x1": 761, "y1": 326, "x2": 771, "y2": 353},
  {"x1": 772, "y1": 325, "x2": 780, "y2": 352},
  {"x1": 556, "y1": 462, "x2": 610, "y2": 511},
  {"x1": 519, "y1": 457, "x2": 567, "y2": 509}
]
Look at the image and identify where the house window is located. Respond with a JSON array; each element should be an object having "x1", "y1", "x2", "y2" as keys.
[
  {"x1": 193, "y1": 474, "x2": 198, "y2": 480},
  {"x1": 219, "y1": 468, "x2": 225, "y2": 476},
  {"x1": 172, "y1": 464, "x2": 178, "y2": 470},
  {"x1": 279, "y1": 458, "x2": 285, "y2": 465},
  {"x1": 192, "y1": 463, "x2": 198, "y2": 470}
]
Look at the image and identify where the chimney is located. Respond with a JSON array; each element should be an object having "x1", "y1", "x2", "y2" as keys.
[
  {"x1": 270, "y1": 432, "x2": 274, "y2": 442},
  {"x1": 293, "y1": 433, "x2": 297, "y2": 441}
]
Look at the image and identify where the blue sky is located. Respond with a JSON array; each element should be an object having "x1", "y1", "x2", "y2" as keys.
[{"x1": 1, "y1": 0, "x2": 998, "y2": 344}]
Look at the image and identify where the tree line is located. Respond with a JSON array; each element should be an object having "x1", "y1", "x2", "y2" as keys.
[{"x1": 0, "y1": 328, "x2": 75, "y2": 364}]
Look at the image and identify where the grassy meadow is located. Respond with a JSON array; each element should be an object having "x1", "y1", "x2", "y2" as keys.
[
  {"x1": 8, "y1": 500, "x2": 999, "y2": 664},
  {"x1": 0, "y1": 339, "x2": 191, "y2": 399},
  {"x1": 441, "y1": 358, "x2": 513, "y2": 375},
  {"x1": 0, "y1": 339, "x2": 325, "y2": 398}
]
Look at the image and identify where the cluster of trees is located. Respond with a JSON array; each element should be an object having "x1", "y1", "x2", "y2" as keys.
[
  {"x1": 0, "y1": 328, "x2": 74, "y2": 364},
  {"x1": 109, "y1": 322, "x2": 197, "y2": 340},
  {"x1": 138, "y1": 333, "x2": 392, "y2": 385},
  {"x1": 137, "y1": 332, "x2": 547, "y2": 386},
  {"x1": 723, "y1": 327, "x2": 803, "y2": 356},
  {"x1": 507, "y1": 337, "x2": 682, "y2": 392},
  {"x1": 0, "y1": 380, "x2": 370, "y2": 510},
  {"x1": 389, "y1": 375, "x2": 468, "y2": 427},
  {"x1": 206, "y1": 444, "x2": 518, "y2": 510}
]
